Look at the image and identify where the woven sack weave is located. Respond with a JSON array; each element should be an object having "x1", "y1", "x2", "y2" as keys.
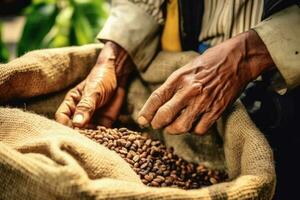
[{"x1": 0, "y1": 46, "x2": 275, "y2": 199}]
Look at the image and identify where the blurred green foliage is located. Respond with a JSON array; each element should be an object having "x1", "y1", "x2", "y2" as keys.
[
  {"x1": 18, "y1": 0, "x2": 109, "y2": 56},
  {"x1": 0, "y1": 23, "x2": 9, "y2": 63}
]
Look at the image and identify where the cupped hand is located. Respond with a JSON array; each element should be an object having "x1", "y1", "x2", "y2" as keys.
[
  {"x1": 138, "y1": 30, "x2": 274, "y2": 135},
  {"x1": 55, "y1": 41, "x2": 131, "y2": 128}
]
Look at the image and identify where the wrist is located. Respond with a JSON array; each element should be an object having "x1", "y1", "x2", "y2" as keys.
[
  {"x1": 243, "y1": 30, "x2": 275, "y2": 79},
  {"x1": 108, "y1": 41, "x2": 133, "y2": 87},
  {"x1": 96, "y1": 41, "x2": 133, "y2": 86}
]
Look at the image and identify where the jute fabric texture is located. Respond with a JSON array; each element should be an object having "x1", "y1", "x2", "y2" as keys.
[{"x1": 0, "y1": 46, "x2": 275, "y2": 199}]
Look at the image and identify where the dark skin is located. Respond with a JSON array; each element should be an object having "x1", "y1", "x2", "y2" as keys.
[
  {"x1": 137, "y1": 30, "x2": 274, "y2": 134},
  {"x1": 56, "y1": 30, "x2": 274, "y2": 135},
  {"x1": 55, "y1": 41, "x2": 132, "y2": 128}
]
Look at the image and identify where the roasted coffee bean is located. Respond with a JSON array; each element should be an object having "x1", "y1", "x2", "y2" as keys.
[
  {"x1": 145, "y1": 139, "x2": 151, "y2": 146},
  {"x1": 210, "y1": 177, "x2": 217, "y2": 184},
  {"x1": 133, "y1": 155, "x2": 140, "y2": 162},
  {"x1": 119, "y1": 149, "x2": 128, "y2": 154},
  {"x1": 119, "y1": 127, "x2": 128, "y2": 132},
  {"x1": 128, "y1": 135, "x2": 136, "y2": 141},
  {"x1": 140, "y1": 162, "x2": 148, "y2": 169},
  {"x1": 144, "y1": 174, "x2": 154, "y2": 182},
  {"x1": 134, "y1": 162, "x2": 140, "y2": 168},
  {"x1": 156, "y1": 175, "x2": 165, "y2": 182},
  {"x1": 125, "y1": 141, "x2": 131, "y2": 148},
  {"x1": 151, "y1": 181, "x2": 159, "y2": 187},
  {"x1": 79, "y1": 127, "x2": 227, "y2": 189},
  {"x1": 134, "y1": 140, "x2": 141, "y2": 148},
  {"x1": 153, "y1": 178, "x2": 163, "y2": 183}
]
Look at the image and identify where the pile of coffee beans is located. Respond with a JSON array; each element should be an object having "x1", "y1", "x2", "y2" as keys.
[{"x1": 79, "y1": 126, "x2": 227, "y2": 189}]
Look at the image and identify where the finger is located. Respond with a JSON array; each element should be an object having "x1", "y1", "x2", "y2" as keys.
[
  {"x1": 94, "y1": 87, "x2": 125, "y2": 128},
  {"x1": 163, "y1": 85, "x2": 212, "y2": 134},
  {"x1": 137, "y1": 86, "x2": 175, "y2": 127},
  {"x1": 72, "y1": 66, "x2": 117, "y2": 128},
  {"x1": 150, "y1": 91, "x2": 189, "y2": 129},
  {"x1": 55, "y1": 87, "x2": 82, "y2": 127},
  {"x1": 72, "y1": 93, "x2": 98, "y2": 128},
  {"x1": 194, "y1": 106, "x2": 223, "y2": 135},
  {"x1": 55, "y1": 106, "x2": 73, "y2": 127},
  {"x1": 164, "y1": 102, "x2": 200, "y2": 134}
]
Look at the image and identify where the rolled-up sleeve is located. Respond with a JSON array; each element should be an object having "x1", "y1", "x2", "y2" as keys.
[
  {"x1": 97, "y1": 0, "x2": 165, "y2": 71},
  {"x1": 253, "y1": 5, "x2": 300, "y2": 91}
]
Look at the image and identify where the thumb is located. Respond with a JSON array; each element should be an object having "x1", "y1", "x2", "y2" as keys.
[{"x1": 72, "y1": 95, "x2": 98, "y2": 128}]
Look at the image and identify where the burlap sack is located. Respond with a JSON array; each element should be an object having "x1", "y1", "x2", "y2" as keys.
[
  {"x1": 0, "y1": 43, "x2": 102, "y2": 103},
  {"x1": 0, "y1": 47, "x2": 275, "y2": 199},
  {"x1": 0, "y1": 102, "x2": 275, "y2": 199}
]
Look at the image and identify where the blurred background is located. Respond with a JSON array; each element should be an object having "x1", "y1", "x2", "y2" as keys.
[{"x1": 0, "y1": 0, "x2": 109, "y2": 62}]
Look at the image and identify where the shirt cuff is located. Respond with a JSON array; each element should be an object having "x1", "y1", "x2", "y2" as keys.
[
  {"x1": 97, "y1": 0, "x2": 161, "y2": 71},
  {"x1": 253, "y1": 5, "x2": 300, "y2": 91}
]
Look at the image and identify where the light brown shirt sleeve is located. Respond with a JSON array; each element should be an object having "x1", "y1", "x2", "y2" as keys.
[
  {"x1": 97, "y1": 0, "x2": 165, "y2": 71},
  {"x1": 253, "y1": 5, "x2": 300, "y2": 92}
]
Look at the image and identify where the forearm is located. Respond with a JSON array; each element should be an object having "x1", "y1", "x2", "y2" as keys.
[{"x1": 244, "y1": 30, "x2": 275, "y2": 79}]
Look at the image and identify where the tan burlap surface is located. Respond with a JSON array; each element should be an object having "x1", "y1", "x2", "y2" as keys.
[
  {"x1": 0, "y1": 44, "x2": 102, "y2": 103},
  {"x1": 0, "y1": 46, "x2": 275, "y2": 199}
]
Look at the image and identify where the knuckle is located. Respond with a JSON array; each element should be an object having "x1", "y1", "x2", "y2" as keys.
[
  {"x1": 191, "y1": 82, "x2": 203, "y2": 93},
  {"x1": 202, "y1": 86, "x2": 211, "y2": 95},
  {"x1": 160, "y1": 104, "x2": 173, "y2": 118},
  {"x1": 173, "y1": 123, "x2": 189, "y2": 133},
  {"x1": 68, "y1": 88, "x2": 80, "y2": 98},
  {"x1": 185, "y1": 84, "x2": 200, "y2": 96},
  {"x1": 152, "y1": 91, "x2": 162, "y2": 100},
  {"x1": 151, "y1": 91, "x2": 164, "y2": 103},
  {"x1": 180, "y1": 75, "x2": 190, "y2": 85},
  {"x1": 77, "y1": 98, "x2": 96, "y2": 112},
  {"x1": 154, "y1": 104, "x2": 176, "y2": 127}
]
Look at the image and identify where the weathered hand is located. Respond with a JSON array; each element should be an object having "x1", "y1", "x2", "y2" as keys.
[
  {"x1": 138, "y1": 30, "x2": 274, "y2": 135},
  {"x1": 55, "y1": 41, "x2": 131, "y2": 128}
]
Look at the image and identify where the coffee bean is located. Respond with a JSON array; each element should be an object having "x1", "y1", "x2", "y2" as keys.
[
  {"x1": 156, "y1": 175, "x2": 165, "y2": 182},
  {"x1": 140, "y1": 162, "x2": 148, "y2": 169},
  {"x1": 163, "y1": 170, "x2": 170, "y2": 176},
  {"x1": 145, "y1": 139, "x2": 151, "y2": 146},
  {"x1": 79, "y1": 127, "x2": 227, "y2": 189},
  {"x1": 127, "y1": 152, "x2": 133, "y2": 159},
  {"x1": 144, "y1": 174, "x2": 153, "y2": 182},
  {"x1": 140, "y1": 152, "x2": 147, "y2": 158},
  {"x1": 125, "y1": 141, "x2": 131, "y2": 148},
  {"x1": 153, "y1": 178, "x2": 162, "y2": 183},
  {"x1": 119, "y1": 149, "x2": 128, "y2": 154},
  {"x1": 210, "y1": 177, "x2": 217, "y2": 184},
  {"x1": 119, "y1": 127, "x2": 128, "y2": 132},
  {"x1": 134, "y1": 162, "x2": 140, "y2": 168},
  {"x1": 151, "y1": 181, "x2": 159, "y2": 187},
  {"x1": 128, "y1": 135, "x2": 136, "y2": 141},
  {"x1": 133, "y1": 155, "x2": 140, "y2": 162}
]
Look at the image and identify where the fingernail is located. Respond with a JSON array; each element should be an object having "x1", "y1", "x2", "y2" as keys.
[
  {"x1": 73, "y1": 114, "x2": 84, "y2": 124},
  {"x1": 137, "y1": 116, "x2": 149, "y2": 126}
]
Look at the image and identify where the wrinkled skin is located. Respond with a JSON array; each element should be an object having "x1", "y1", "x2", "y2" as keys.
[
  {"x1": 138, "y1": 30, "x2": 275, "y2": 135},
  {"x1": 55, "y1": 41, "x2": 132, "y2": 128}
]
